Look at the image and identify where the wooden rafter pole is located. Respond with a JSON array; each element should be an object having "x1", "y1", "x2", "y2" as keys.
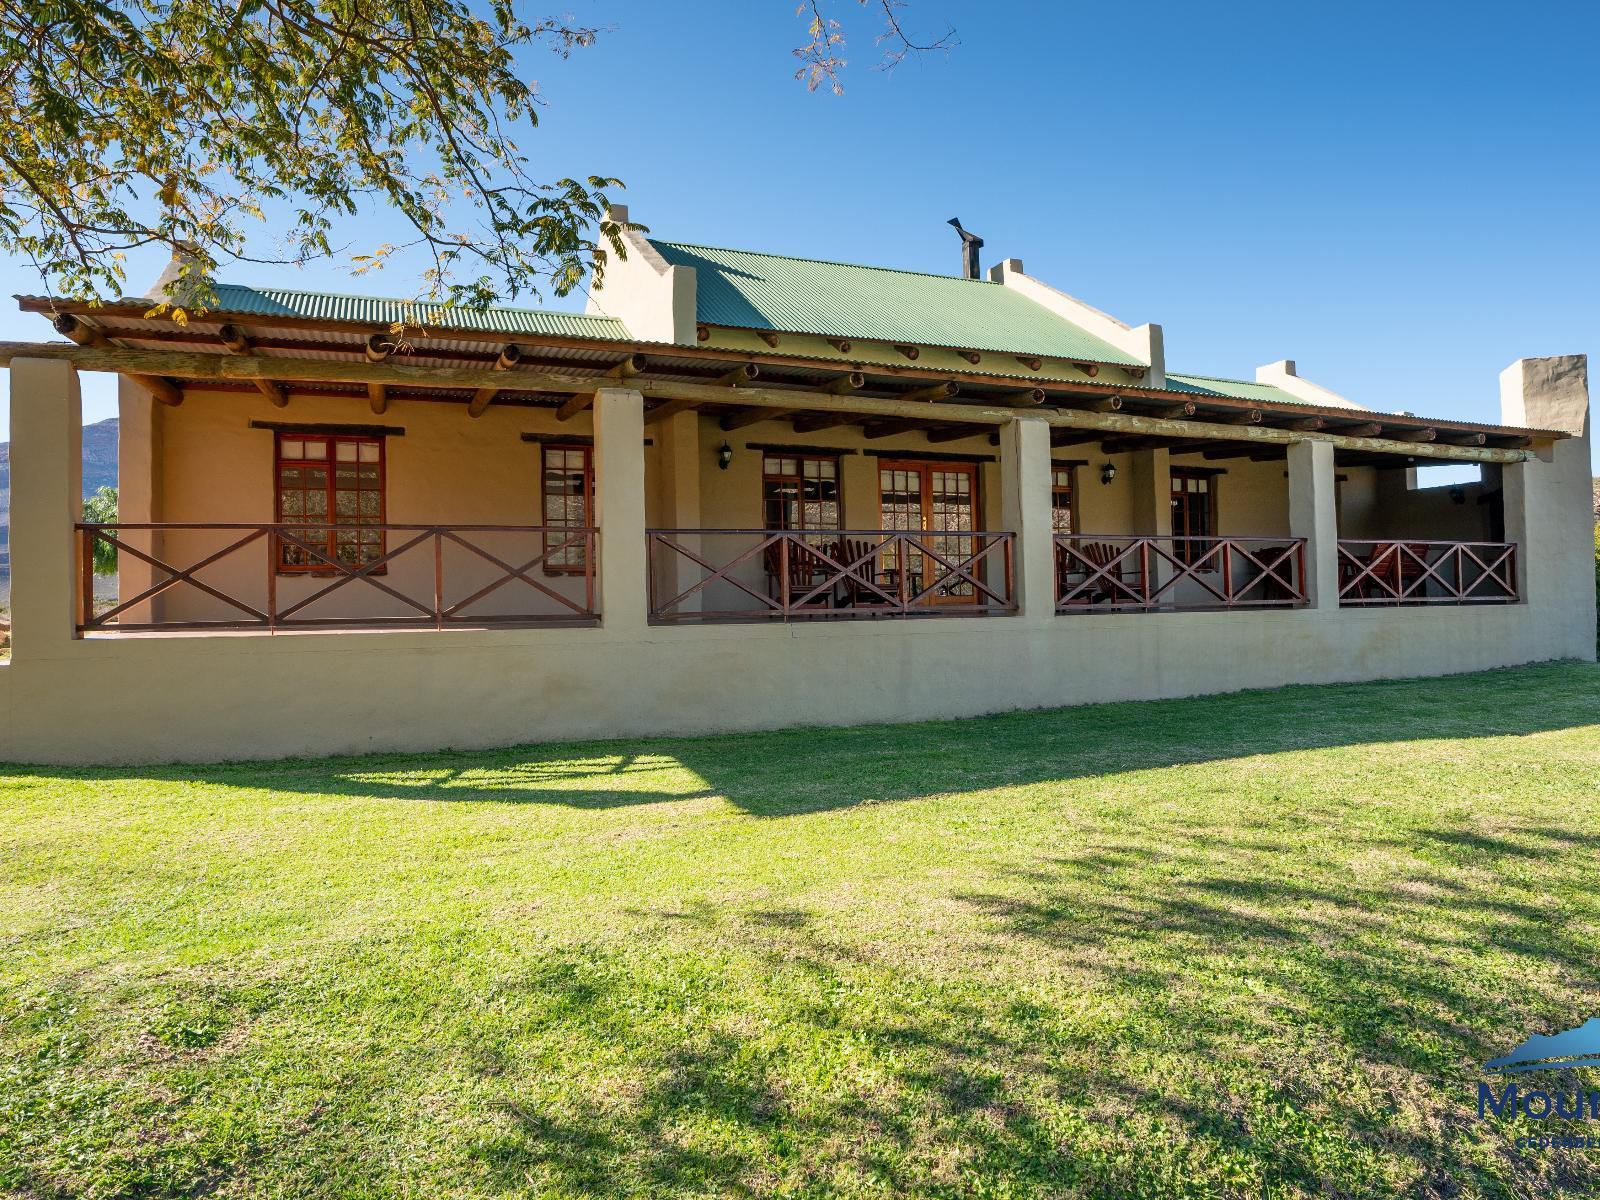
[
  {"x1": 51, "y1": 316, "x2": 184, "y2": 406},
  {"x1": 216, "y1": 324, "x2": 288, "y2": 407},
  {"x1": 792, "y1": 413, "x2": 863, "y2": 434},
  {"x1": 863, "y1": 419, "x2": 932, "y2": 440},
  {"x1": 367, "y1": 383, "x2": 388, "y2": 416},
  {"x1": 556, "y1": 352, "x2": 647, "y2": 421},
  {"x1": 643, "y1": 397, "x2": 701, "y2": 425},
  {"x1": 467, "y1": 343, "x2": 522, "y2": 417}
]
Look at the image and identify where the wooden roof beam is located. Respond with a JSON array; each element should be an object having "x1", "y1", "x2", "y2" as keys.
[
  {"x1": 0, "y1": 339, "x2": 1526, "y2": 463},
  {"x1": 52, "y1": 314, "x2": 183, "y2": 406},
  {"x1": 820, "y1": 371, "x2": 866, "y2": 395},
  {"x1": 862, "y1": 419, "x2": 930, "y2": 440},
  {"x1": 467, "y1": 343, "x2": 523, "y2": 417},
  {"x1": 644, "y1": 397, "x2": 701, "y2": 425},
  {"x1": 925, "y1": 425, "x2": 988, "y2": 444},
  {"x1": 792, "y1": 413, "x2": 863, "y2": 434},
  {"x1": 1035, "y1": 406, "x2": 1527, "y2": 464},
  {"x1": 1099, "y1": 436, "x2": 1157, "y2": 455},
  {"x1": 1050, "y1": 429, "x2": 1104, "y2": 447},
  {"x1": 899, "y1": 381, "x2": 960, "y2": 404},
  {"x1": 367, "y1": 383, "x2": 388, "y2": 415},
  {"x1": 217, "y1": 324, "x2": 288, "y2": 407},
  {"x1": 1385, "y1": 426, "x2": 1438, "y2": 443},
  {"x1": 1152, "y1": 400, "x2": 1197, "y2": 419},
  {"x1": 720, "y1": 407, "x2": 794, "y2": 432},
  {"x1": 555, "y1": 353, "x2": 648, "y2": 422},
  {"x1": 1060, "y1": 395, "x2": 1122, "y2": 414}
]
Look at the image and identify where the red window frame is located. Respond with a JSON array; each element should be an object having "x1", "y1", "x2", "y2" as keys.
[
  {"x1": 761, "y1": 452, "x2": 842, "y2": 531},
  {"x1": 1050, "y1": 464, "x2": 1078, "y2": 535},
  {"x1": 274, "y1": 432, "x2": 386, "y2": 574},
  {"x1": 541, "y1": 443, "x2": 594, "y2": 574},
  {"x1": 1170, "y1": 467, "x2": 1218, "y2": 568}
]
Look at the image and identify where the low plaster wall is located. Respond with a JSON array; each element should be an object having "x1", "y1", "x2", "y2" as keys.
[{"x1": 0, "y1": 601, "x2": 1587, "y2": 766}]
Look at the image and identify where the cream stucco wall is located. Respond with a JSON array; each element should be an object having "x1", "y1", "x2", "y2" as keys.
[{"x1": 0, "y1": 358, "x2": 1592, "y2": 766}]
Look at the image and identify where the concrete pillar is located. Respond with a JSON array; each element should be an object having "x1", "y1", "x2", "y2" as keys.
[
  {"x1": 1499, "y1": 356, "x2": 1594, "y2": 659},
  {"x1": 116, "y1": 375, "x2": 161, "y2": 623},
  {"x1": 8, "y1": 358, "x2": 82, "y2": 657},
  {"x1": 655, "y1": 409, "x2": 703, "y2": 610},
  {"x1": 1131, "y1": 447, "x2": 1173, "y2": 592},
  {"x1": 1287, "y1": 439, "x2": 1338, "y2": 608},
  {"x1": 841, "y1": 453, "x2": 878, "y2": 531},
  {"x1": 593, "y1": 388, "x2": 648, "y2": 632},
  {"x1": 999, "y1": 414, "x2": 1054, "y2": 620}
]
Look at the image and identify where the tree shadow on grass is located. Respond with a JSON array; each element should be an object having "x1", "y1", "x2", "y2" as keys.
[
  {"x1": 454, "y1": 814, "x2": 1600, "y2": 1198},
  {"x1": 6, "y1": 661, "x2": 1598, "y2": 817}
]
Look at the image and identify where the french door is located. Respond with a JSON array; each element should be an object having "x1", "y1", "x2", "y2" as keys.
[{"x1": 878, "y1": 460, "x2": 979, "y2": 603}]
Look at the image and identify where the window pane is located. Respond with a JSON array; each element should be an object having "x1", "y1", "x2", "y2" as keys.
[
  {"x1": 359, "y1": 442, "x2": 379, "y2": 463},
  {"x1": 303, "y1": 440, "x2": 327, "y2": 460},
  {"x1": 280, "y1": 439, "x2": 304, "y2": 459}
]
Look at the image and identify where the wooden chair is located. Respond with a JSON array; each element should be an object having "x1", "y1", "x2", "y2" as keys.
[
  {"x1": 836, "y1": 536, "x2": 886, "y2": 608},
  {"x1": 764, "y1": 536, "x2": 834, "y2": 608},
  {"x1": 1056, "y1": 540, "x2": 1140, "y2": 605}
]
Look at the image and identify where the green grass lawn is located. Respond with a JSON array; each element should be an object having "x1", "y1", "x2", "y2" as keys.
[{"x1": 4, "y1": 662, "x2": 1600, "y2": 1199}]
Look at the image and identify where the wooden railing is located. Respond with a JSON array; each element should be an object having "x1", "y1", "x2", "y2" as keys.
[
  {"x1": 646, "y1": 529, "x2": 1015, "y2": 622},
  {"x1": 76, "y1": 523, "x2": 599, "y2": 632},
  {"x1": 1337, "y1": 540, "x2": 1517, "y2": 606},
  {"x1": 1055, "y1": 535, "x2": 1307, "y2": 612}
]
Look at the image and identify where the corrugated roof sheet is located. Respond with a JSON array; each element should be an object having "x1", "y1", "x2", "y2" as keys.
[
  {"x1": 651, "y1": 241, "x2": 1143, "y2": 366},
  {"x1": 1166, "y1": 373, "x2": 1308, "y2": 407},
  {"x1": 203, "y1": 284, "x2": 632, "y2": 341}
]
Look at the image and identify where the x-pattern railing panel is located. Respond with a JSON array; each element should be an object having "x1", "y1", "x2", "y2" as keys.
[
  {"x1": 76, "y1": 523, "x2": 599, "y2": 632},
  {"x1": 1055, "y1": 535, "x2": 1307, "y2": 612},
  {"x1": 1337, "y1": 540, "x2": 1517, "y2": 605},
  {"x1": 647, "y1": 529, "x2": 1015, "y2": 622}
]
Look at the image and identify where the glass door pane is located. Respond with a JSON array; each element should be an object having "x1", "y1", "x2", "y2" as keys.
[{"x1": 879, "y1": 462, "x2": 978, "y2": 604}]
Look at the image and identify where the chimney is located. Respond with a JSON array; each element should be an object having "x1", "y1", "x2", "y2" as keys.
[
  {"x1": 947, "y1": 218, "x2": 984, "y2": 280},
  {"x1": 144, "y1": 241, "x2": 208, "y2": 305}
]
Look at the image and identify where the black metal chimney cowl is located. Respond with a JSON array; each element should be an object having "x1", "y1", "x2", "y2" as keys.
[{"x1": 947, "y1": 217, "x2": 984, "y2": 280}]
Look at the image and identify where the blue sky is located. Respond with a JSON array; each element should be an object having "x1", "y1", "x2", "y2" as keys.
[{"x1": 2, "y1": 0, "x2": 1596, "y2": 467}]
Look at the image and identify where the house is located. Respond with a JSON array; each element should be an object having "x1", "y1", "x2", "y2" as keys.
[{"x1": 0, "y1": 207, "x2": 1592, "y2": 764}]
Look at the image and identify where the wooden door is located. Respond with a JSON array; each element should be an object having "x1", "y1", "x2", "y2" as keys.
[{"x1": 879, "y1": 460, "x2": 979, "y2": 603}]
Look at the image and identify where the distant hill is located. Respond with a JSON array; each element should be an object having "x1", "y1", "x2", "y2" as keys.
[{"x1": 0, "y1": 417, "x2": 119, "y2": 591}]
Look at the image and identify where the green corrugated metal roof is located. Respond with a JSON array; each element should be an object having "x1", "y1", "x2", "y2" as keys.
[
  {"x1": 651, "y1": 241, "x2": 1143, "y2": 366},
  {"x1": 207, "y1": 284, "x2": 632, "y2": 340},
  {"x1": 1166, "y1": 373, "x2": 1306, "y2": 407}
]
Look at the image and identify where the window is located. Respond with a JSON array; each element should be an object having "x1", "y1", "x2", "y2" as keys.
[
  {"x1": 1051, "y1": 464, "x2": 1077, "y2": 535},
  {"x1": 1170, "y1": 468, "x2": 1217, "y2": 566},
  {"x1": 275, "y1": 433, "x2": 384, "y2": 571},
  {"x1": 541, "y1": 444, "x2": 593, "y2": 572},
  {"x1": 762, "y1": 454, "x2": 840, "y2": 530}
]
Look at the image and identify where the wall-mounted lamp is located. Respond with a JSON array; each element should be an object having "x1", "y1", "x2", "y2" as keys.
[
  {"x1": 1100, "y1": 462, "x2": 1117, "y2": 485},
  {"x1": 717, "y1": 441, "x2": 733, "y2": 471}
]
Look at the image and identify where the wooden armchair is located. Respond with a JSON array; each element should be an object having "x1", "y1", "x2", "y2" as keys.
[{"x1": 1057, "y1": 540, "x2": 1142, "y2": 605}]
